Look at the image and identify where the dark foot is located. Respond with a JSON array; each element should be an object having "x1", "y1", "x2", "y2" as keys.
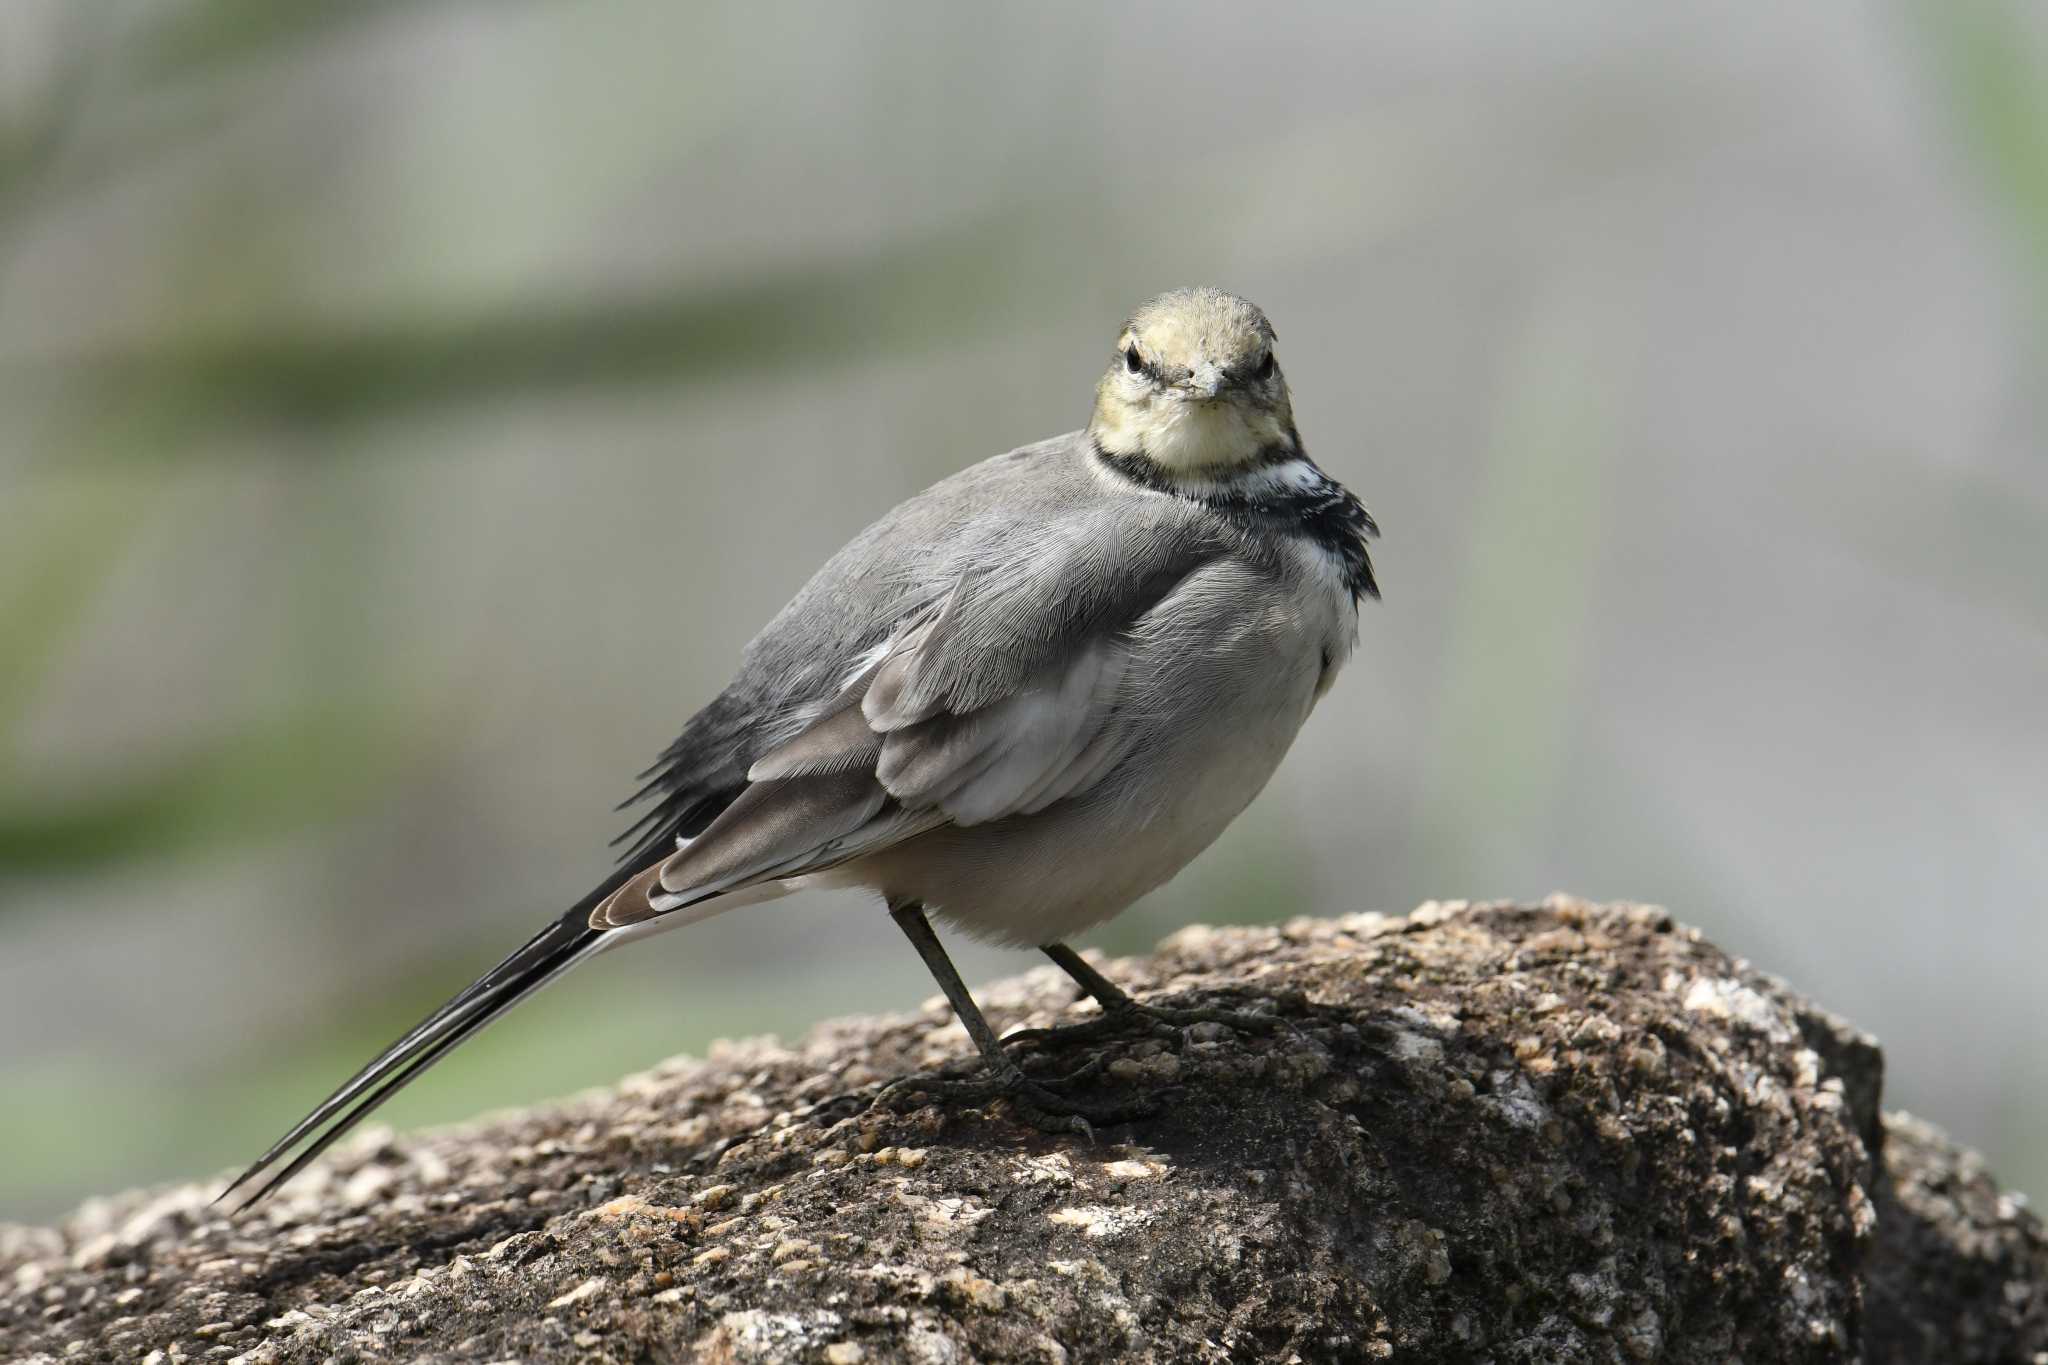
[
  {"x1": 873, "y1": 1054, "x2": 1158, "y2": 1136},
  {"x1": 1002, "y1": 996, "x2": 1288, "y2": 1053}
]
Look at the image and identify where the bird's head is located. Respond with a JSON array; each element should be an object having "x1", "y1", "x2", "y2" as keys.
[{"x1": 1089, "y1": 287, "x2": 1297, "y2": 478}]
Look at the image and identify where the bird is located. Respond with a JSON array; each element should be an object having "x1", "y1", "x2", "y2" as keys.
[{"x1": 220, "y1": 286, "x2": 1377, "y2": 1206}]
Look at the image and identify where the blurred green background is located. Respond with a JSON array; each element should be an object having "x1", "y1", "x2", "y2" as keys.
[{"x1": 2, "y1": 1, "x2": 2043, "y2": 1223}]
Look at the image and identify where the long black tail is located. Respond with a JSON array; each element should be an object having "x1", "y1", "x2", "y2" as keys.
[{"x1": 217, "y1": 877, "x2": 628, "y2": 1208}]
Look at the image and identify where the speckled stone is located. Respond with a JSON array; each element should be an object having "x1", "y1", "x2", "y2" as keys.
[{"x1": 2, "y1": 899, "x2": 2042, "y2": 1363}]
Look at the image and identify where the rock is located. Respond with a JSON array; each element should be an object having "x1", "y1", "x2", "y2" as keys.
[{"x1": 2, "y1": 899, "x2": 2042, "y2": 1363}]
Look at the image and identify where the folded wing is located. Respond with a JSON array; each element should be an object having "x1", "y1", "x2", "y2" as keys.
[{"x1": 591, "y1": 546, "x2": 1197, "y2": 929}]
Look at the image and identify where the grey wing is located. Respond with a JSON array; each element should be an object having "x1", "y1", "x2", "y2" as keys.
[
  {"x1": 612, "y1": 436, "x2": 1090, "y2": 868},
  {"x1": 592, "y1": 521, "x2": 1218, "y2": 929}
]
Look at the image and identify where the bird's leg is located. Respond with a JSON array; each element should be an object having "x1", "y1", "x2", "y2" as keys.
[
  {"x1": 1042, "y1": 942, "x2": 1144, "y2": 1014},
  {"x1": 873, "y1": 902, "x2": 1155, "y2": 1135},
  {"x1": 1000, "y1": 941, "x2": 1287, "y2": 1051}
]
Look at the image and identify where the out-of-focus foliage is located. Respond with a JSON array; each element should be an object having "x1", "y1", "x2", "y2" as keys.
[
  {"x1": 1915, "y1": 0, "x2": 2048, "y2": 320},
  {"x1": 1, "y1": 0, "x2": 2042, "y2": 1221}
]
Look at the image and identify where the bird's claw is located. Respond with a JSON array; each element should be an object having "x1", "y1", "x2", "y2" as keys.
[
  {"x1": 872, "y1": 1056, "x2": 1155, "y2": 1135},
  {"x1": 1002, "y1": 997, "x2": 1285, "y2": 1053}
]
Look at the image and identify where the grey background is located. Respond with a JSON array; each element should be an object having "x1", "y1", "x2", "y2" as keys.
[{"x1": 1, "y1": 0, "x2": 2042, "y2": 1222}]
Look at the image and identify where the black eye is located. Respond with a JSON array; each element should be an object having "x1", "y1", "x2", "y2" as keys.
[
  {"x1": 1255, "y1": 352, "x2": 1276, "y2": 381},
  {"x1": 1124, "y1": 347, "x2": 1144, "y2": 374}
]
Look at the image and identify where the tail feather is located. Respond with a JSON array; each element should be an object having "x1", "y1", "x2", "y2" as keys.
[
  {"x1": 232, "y1": 917, "x2": 572, "y2": 1176},
  {"x1": 217, "y1": 899, "x2": 611, "y2": 1208}
]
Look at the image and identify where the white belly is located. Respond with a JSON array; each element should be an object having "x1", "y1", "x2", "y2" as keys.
[{"x1": 843, "y1": 596, "x2": 1341, "y2": 945}]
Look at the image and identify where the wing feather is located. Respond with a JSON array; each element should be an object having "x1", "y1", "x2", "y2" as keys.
[
  {"x1": 593, "y1": 499, "x2": 1222, "y2": 931},
  {"x1": 746, "y1": 697, "x2": 881, "y2": 781},
  {"x1": 659, "y1": 769, "x2": 888, "y2": 898}
]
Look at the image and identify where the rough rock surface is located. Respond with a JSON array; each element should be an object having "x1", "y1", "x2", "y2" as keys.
[{"x1": 3, "y1": 898, "x2": 2043, "y2": 1364}]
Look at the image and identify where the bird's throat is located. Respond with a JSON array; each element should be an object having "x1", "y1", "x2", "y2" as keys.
[{"x1": 1089, "y1": 392, "x2": 1291, "y2": 477}]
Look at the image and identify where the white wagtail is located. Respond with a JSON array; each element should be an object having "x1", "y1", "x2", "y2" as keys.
[{"x1": 223, "y1": 287, "x2": 1377, "y2": 1203}]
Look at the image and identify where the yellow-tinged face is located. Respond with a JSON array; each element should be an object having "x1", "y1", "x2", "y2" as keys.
[{"x1": 1090, "y1": 287, "x2": 1296, "y2": 475}]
